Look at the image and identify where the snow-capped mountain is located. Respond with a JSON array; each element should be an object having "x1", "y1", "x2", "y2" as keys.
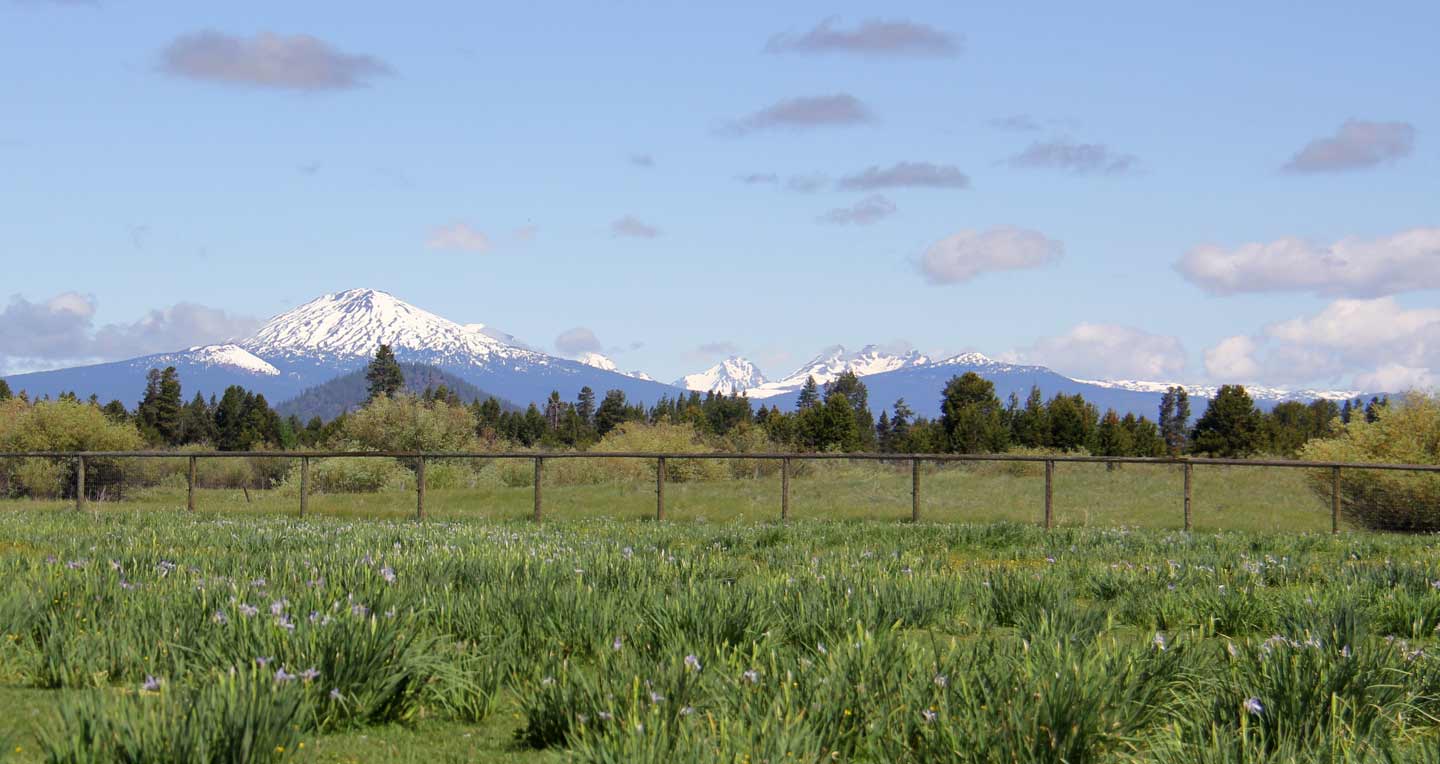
[
  {"x1": 745, "y1": 345, "x2": 930, "y2": 399},
  {"x1": 2, "y1": 289, "x2": 680, "y2": 408},
  {"x1": 677, "y1": 357, "x2": 767, "y2": 395},
  {"x1": 576, "y1": 352, "x2": 657, "y2": 382},
  {"x1": 1073, "y1": 378, "x2": 1362, "y2": 404}
]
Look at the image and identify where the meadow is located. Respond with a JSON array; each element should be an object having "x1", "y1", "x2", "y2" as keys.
[
  {"x1": 5, "y1": 495, "x2": 1440, "y2": 762},
  {"x1": 1, "y1": 458, "x2": 1336, "y2": 532}
]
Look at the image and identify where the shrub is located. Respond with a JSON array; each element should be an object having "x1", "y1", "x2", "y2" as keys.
[
  {"x1": 284, "y1": 457, "x2": 414, "y2": 494},
  {"x1": 340, "y1": 395, "x2": 478, "y2": 452},
  {"x1": 1300, "y1": 392, "x2": 1440, "y2": 532}
]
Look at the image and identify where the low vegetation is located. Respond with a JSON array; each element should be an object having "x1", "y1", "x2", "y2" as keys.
[{"x1": 7, "y1": 513, "x2": 1440, "y2": 761}]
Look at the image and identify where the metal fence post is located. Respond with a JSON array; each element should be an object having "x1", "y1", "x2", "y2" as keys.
[
  {"x1": 1183, "y1": 462, "x2": 1193, "y2": 532},
  {"x1": 1331, "y1": 466, "x2": 1341, "y2": 535},
  {"x1": 533, "y1": 456, "x2": 543, "y2": 522},
  {"x1": 299, "y1": 456, "x2": 309, "y2": 517},
  {"x1": 656, "y1": 456, "x2": 666, "y2": 522},
  {"x1": 911, "y1": 458, "x2": 921, "y2": 522},
  {"x1": 1044, "y1": 459, "x2": 1053, "y2": 530},
  {"x1": 416, "y1": 456, "x2": 427, "y2": 521},
  {"x1": 75, "y1": 455, "x2": 86, "y2": 512},
  {"x1": 781, "y1": 457, "x2": 790, "y2": 522},
  {"x1": 187, "y1": 455, "x2": 197, "y2": 512}
]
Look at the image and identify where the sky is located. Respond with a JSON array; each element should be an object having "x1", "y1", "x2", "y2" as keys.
[{"x1": 2, "y1": 0, "x2": 1437, "y2": 391}]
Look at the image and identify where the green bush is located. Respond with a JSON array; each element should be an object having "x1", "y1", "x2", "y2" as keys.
[
  {"x1": 296, "y1": 456, "x2": 414, "y2": 494},
  {"x1": 1300, "y1": 392, "x2": 1440, "y2": 532}
]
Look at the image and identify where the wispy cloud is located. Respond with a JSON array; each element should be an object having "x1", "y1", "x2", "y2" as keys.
[
  {"x1": 722, "y1": 94, "x2": 872, "y2": 135},
  {"x1": 426, "y1": 223, "x2": 491, "y2": 253},
  {"x1": 765, "y1": 18, "x2": 959, "y2": 57},
  {"x1": 696, "y1": 341, "x2": 740, "y2": 356},
  {"x1": 817, "y1": 195, "x2": 896, "y2": 225},
  {"x1": 837, "y1": 161, "x2": 969, "y2": 190},
  {"x1": 988, "y1": 114, "x2": 1043, "y2": 132},
  {"x1": 555, "y1": 327, "x2": 603, "y2": 356},
  {"x1": 611, "y1": 216, "x2": 660, "y2": 239},
  {"x1": 1282, "y1": 119, "x2": 1416, "y2": 173},
  {"x1": 629, "y1": 153, "x2": 655, "y2": 168},
  {"x1": 161, "y1": 31, "x2": 391, "y2": 91},
  {"x1": 1007, "y1": 139, "x2": 1138, "y2": 175}
]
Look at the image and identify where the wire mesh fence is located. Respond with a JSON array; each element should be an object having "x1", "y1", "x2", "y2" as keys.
[{"x1": 1, "y1": 450, "x2": 1437, "y2": 532}]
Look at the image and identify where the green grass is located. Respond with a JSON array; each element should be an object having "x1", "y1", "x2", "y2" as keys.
[
  {"x1": 1, "y1": 460, "x2": 1332, "y2": 532},
  {"x1": 6, "y1": 506, "x2": 1433, "y2": 762}
]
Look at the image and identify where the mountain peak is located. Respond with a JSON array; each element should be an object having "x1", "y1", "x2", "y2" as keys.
[
  {"x1": 241, "y1": 288, "x2": 519, "y2": 361},
  {"x1": 677, "y1": 356, "x2": 767, "y2": 394}
]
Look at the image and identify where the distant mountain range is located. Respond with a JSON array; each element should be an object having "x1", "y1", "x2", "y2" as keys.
[
  {"x1": 0, "y1": 288, "x2": 1371, "y2": 421},
  {"x1": 1, "y1": 289, "x2": 679, "y2": 411}
]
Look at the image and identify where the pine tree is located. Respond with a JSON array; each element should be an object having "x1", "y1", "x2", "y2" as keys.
[
  {"x1": 0, "y1": 379, "x2": 10, "y2": 401},
  {"x1": 595, "y1": 389, "x2": 630, "y2": 436},
  {"x1": 136, "y1": 367, "x2": 184, "y2": 445},
  {"x1": 179, "y1": 392, "x2": 216, "y2": 445},
  {"x1": 889, "y1": 399, "x2": 914, "y2": 452},
  {"x1": 1159, "y1": 386, "x2": 1190, "y2": 454},
  {"x1": 796, "y1": 376, "x2": 820, "y2": 410},
  {"x1": 823, "y1": 371, "x2": 875, "y2": 449},
  {"x1": 875, "y1": 410, "x2": 892, "y2": 452},
  {"x1": 576, "y1": 386, "x2": 596, "y2": 427},
  {"x1": 1096, "y1": 409, "x2": 1132, "y2": 458},
  {"x1": 365, "y1": 345, "x2": 405, "y2": 401},
  {"x1": 939, "y1": 373, "x2": 1009, "y2": 454},
  {"x1": 1191, "y1": 385, "x2": 1262, "y2": 457}
]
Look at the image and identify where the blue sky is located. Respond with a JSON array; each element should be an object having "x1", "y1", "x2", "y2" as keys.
[{"x1": 2, "y1": 0, "x2": 1437, "y2": 390}]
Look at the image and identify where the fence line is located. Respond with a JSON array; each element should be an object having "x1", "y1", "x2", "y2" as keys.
[{"x1": 3, "y1": 450, "x2": 1437, "y2": 533}]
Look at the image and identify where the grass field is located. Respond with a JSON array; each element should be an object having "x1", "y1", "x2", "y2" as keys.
[
  {"x1": 1, "y1": 459, "x2": 1336, "y2": 532},
  {"x1": 5, "y1": 502, "x2": 1440, "y2": 762}
]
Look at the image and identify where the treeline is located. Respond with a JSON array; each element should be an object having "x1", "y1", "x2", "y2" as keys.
[{"x1": 0, "y1": 344, "x2": 1385, "y2": 460}]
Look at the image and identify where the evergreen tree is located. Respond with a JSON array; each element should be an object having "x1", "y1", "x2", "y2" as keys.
[
  {"x1": 1095, "y1": 409, "x2": 1133, "y2": 457},
  {"x1": 1012, "y1": 386, "x2": 1049, "y2": 448},
  {"x1": 796, "y1": 390, "x2": 861, "y2": 451},
  {"x1": 576, "y1": 386, "x2": 596, "y2": 427},
  {"x1": 823, "y1": 371, "x2": 875, "y2": 449},
  {"x1": 1191, "y1": 385, "x2": 1263, "y2": 457},
  {"x1": 136, "y1": 367, "x2": 184, "y2": 445},
  {"x1": 1340, "y1": 399, "x2": 1353, "y2": 424},
  {"x1": 1159, "y1": 386, "x2": 1191, "y2": 455},
  {"x1": 179, "y1": 392, "x2": 216, "y2": 445},
  {"x1": 889, "y1": 399, "x2": 914, "y2": 453},
  {"x1": 595, "y1": 389, "x2": 630, "y2": 436},
  {"x1": 1364, "y1": 396, "x2": 1387, "y2": 424},
  {"x1": 795, "y1": 376, "x2": 820, "y2": 410},
  {"x1": 0, "y1": 379, "x2": 10, "y2": 401},
  {"x1": 365, "y1": 344, "x2": 405, "y2": 401},
  {"x1": 1307, "y1": 399, "x2": 1341, "y2": 438},
  {"x1": 213, "y1": 386, "x2": 251, "y2": 451},
  {"x1": 875, "y1": 410, "x2": 892, "y2": 452},
  {"x1": 1046, "y1": 393, "x2": 1097, "y2": 452},
  {"x1": 101, "y1": 400, "x2": 129, "y2": 424},
  {"x1": 938, "y1": 373, "x2": 1009, "y2": 454}
]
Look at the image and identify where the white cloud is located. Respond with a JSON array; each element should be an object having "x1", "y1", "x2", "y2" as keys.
[
  {"x1": 1177, "y1": 227, "x2": 1440, "y2": 297},
  {"x1": 765, "y1": 18, "x2": 960, "y2": 57},
  {"x1": 426, "y1": 223, "x2": 491, "y2": 253},
  {"x1": 1202, "y1": 298, "x2": 1440, "y2": 390},
  {"x1": 0, "y1": 293, "x2": 260, "y2": 370},
  {"x1": 918, "y1": 226, "x2": 1062, "y2": 284},
  {"x1": 1004, "y1": 323, "x2": 1187, "y2": 380},
  {"x1": 1202, "y1": 336, "x2": 1261, "y2": 381}
]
